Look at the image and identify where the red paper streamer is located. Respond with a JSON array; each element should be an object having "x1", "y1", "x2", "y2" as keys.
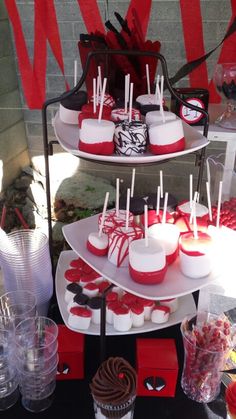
[
  {"x1": 208, "y1": 0, "x2": 236, "y2": 102},
  {"x1": 125, "y1": 0, "x2": 152, "y2": 41},
  {"x1": 179, "y1": 0, "x2": 208, "y2": 88},
  {"x1": 4, "y1": 0, "x2": 43, "y2": 108},
  {"x1": 77, "y1": 0, "x2": 105, "y2": 35},
  {"x1": 5, "y1": 0, "x2": 68, "y2": 109},
  {"x1": 39, "y1": 1, "x2": 69, "y2": 92}
]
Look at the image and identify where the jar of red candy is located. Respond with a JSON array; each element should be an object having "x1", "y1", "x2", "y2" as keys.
[{"x1": 180, "y1": 312, "x2": 235, "y2": 403}]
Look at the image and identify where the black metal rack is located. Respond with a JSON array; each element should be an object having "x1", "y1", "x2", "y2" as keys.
[{"x1": 41, "y1": 49, "x2": 209, "y2": 362}]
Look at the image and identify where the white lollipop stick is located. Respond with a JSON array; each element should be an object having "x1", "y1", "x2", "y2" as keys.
[
  {"x1": 193, "y1": 200, "x2": 198, "y2": 239},
  {"x1": 93, "y1": 78, "x2": 96, "y2": 114},
  {"x1": 190, "y1": 191, "x2": 199, "y2": 224},
  {"x1": 128, "y1": 82, "x2": 134, "y2": 123},
  {"x1": 144, "y1": 204, "x2": 149, "y2": 247},
  {"x1": 99, "y1": 192, "x2": 109, "y2": 237},
  {"x1": 206, "y1": 181, "x2": 212, "y2": 221},
  {"x1": 74, "y1": 60, "x2": 78, "y2": 87},
  {"x1": 116, "y1": 178, "x2": 120, "y2": 217},
  {"x1": 96, "y1": 76, "x2": 100, "y2": 107},
  {"x1": 160, "y1": 75, "x2": 164, "y2": 105},
  {"x1": 98, "y1": 66, "x2": 102, "y2": 95},
  {"x1": 216, "y1": 181, "x2": 223, "y2": 228},
  {"x1": 124, "y1": 74, "x2": 130, "y2": 114},
  {"x1": 162, "y1": 192, "x2": 168, "y2": 224},
  {"x1": 131, "y1": 168, "x2": 136, "y2": 198},
  {"x1": 156, "y1": 80, "x2": 165, "y2": 123},
  {"x1": 146, "y1": 64, "x2": 151, "y2": 95},
  {"x1": 160, "y1": 170, "x2": 163, "y2": 198},
  {"x1": 125, "y1": 188, "x2": 131, "y2": 231},
  {"x1": 155, "y1": 75, "x2": 160, "y2": 102},
  {"x1": 98, "y1": 77, "x2": 107, "y2": 123},
  {"x1": 189, "y1": 174, "x2": 193, "y2": 209},
  {"x1": 156, "y1": 185, "x2": 160, "y2": 215}
]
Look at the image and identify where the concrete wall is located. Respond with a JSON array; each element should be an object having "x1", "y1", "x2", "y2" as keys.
[
  {"x1": 7, "y1": 1, "x2": 230, "y2": 200},
  {"x1": 0, "y1": 1, "x2": 30, "y2": 191}
]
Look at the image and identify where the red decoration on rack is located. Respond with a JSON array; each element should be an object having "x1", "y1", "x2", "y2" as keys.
[{"x1": 77, "y1": 0, "x2": 160, "y2": 98}]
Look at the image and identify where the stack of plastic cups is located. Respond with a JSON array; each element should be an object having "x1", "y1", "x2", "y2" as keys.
[
  {"x1": 0, "y1": 290, "x2": 37, "y2": 411},
  {"x1": 0, "y1": 230, "x2": 53, "y2": 316},
  {"x1": 14, "y1": 316, "x2": 58, "y2": 413}
]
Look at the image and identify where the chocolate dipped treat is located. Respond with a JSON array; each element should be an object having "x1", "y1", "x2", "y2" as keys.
[
  {"x1": 135, "y1": 102, "x2": 169, "y2": 116},
  {"x1": 65, "y1": 282, "x2": 82, "y2": 304},
  {"x1": 146, "y1": 192, "x2": 177, "y2": 212},
  {"x1": 90, "y1": 357, "x2": 137, "y2": 418},
  {"x1": 59, "y1": 90, "x2": 87, "y2": 124},
  {"x1": 87, "y1": 296, "x2": 102, "y2": 325},
  {"x1": 120, "y1": 196, "x2": 146, "y2": 216}
]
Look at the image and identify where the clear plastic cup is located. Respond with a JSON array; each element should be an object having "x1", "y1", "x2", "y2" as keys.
[
  {"x1": 15, "y1": 346, "x2": 58, "y2": 373},
  {"x1": 0, "y1": 291, "x2": 37, "y2": 411},
  {"x1": 0, "y1": 333, "x2": 18, "y2": 410},
  {"x1": 14, "y1": 317, "x2": 58, "y2": 362},
  {"x1": 18, "y1": 362, "x2": 58, "y2": 413},
  {"x1": 0, "y1": 290, "x2": 36, "y2": 329},
  {"x1": 16, "y1": 358, "x2": 58, "y2": 385},
  {"x1": 14, "y1": 317, "x2": 58, "y2": 412},
  {"x1": 0, "y1": 387, "x2": 19, "y2": 411},
  {"x1": 21, "y1": 391, "x2": 55, "y2": 413},
  {"x1": 0, "y1": 230, "x2": 53, "y2": 313},
  {"x1": 19, "y1": 380, "x2": 56, "y2": 401}
]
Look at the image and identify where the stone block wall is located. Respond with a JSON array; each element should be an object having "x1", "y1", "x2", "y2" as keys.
[
  {"x1": 0, "y1": 1, "x2": 29, "y2": 191},
  {"x1": 6, "y1": 1, "x2": 231, "y2": 200}
]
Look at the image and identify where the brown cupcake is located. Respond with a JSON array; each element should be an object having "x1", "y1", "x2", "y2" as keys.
[{"x1": 90, "y1": 357, "x2": 137, "y2": 418}]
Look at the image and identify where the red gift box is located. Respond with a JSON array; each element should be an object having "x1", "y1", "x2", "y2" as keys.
[
  {"x1": 57, "y1": 325, "x2": 85, "y2": 380},
  {"x1": 136, "y1": 338, "x2": 178, "y2": 397}
]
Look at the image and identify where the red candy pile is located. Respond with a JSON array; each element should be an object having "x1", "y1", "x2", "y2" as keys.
[
  {"x1": 211, "y1": 197, "x2": 236, "y2": 230},
  {"x1": 182, "y1": 313, "x2": 234, "y2": 403}
]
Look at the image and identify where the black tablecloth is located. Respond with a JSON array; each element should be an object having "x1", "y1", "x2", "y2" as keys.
[{"x1": 3, "y1": 297, "x2": 228, "y2": 419}]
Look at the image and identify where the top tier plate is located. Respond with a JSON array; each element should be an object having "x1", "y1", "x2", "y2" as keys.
[{"x1": 53, "y1": 111, "x2": 209, "y2": 164}]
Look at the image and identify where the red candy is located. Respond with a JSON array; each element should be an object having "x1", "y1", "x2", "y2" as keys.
[
  {"x1": 70, "y1": 307, "x2": 92, "y2": 317},
  {"x1": 69, "y1": 258, "x2": 85, "y2": 269},
  {"x1": 211, "y1": 197, "x2": 236, "y2": 230},
  {"x1": 64, "y1": 268, "x2": 81, "y2": 282},
  {"x1": 182, "y1": 314, "x2": 233, "y2": 403}
]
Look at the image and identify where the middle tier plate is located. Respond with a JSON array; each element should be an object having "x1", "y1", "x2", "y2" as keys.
[{"x1": 62, "y1": 214, "x2": 219, "y2": 300}]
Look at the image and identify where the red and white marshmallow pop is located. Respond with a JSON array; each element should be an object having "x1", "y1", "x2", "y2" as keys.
[
  {"x1": 149, "y1": 78, "x2": 185, "y2": 155},
  {"x1": 87, "y1": 192, "x2": 109, "y2": 256},
  {"x1": 98, "y1": 178, "x2": 134, "y2": 235},
  {"x1": 129, "y1": 205, "x2": 167, "y2": 284},
  {"x1": 108, "y1": 188, "x2": 143, "y2": 267},
  {"x1": 79, "y1": 78, "x2": 115, "y2": 155}
]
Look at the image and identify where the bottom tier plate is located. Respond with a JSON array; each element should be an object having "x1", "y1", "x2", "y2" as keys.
[{"x1": 55, "y1": 250, "x2": 196, "y2": 336}]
